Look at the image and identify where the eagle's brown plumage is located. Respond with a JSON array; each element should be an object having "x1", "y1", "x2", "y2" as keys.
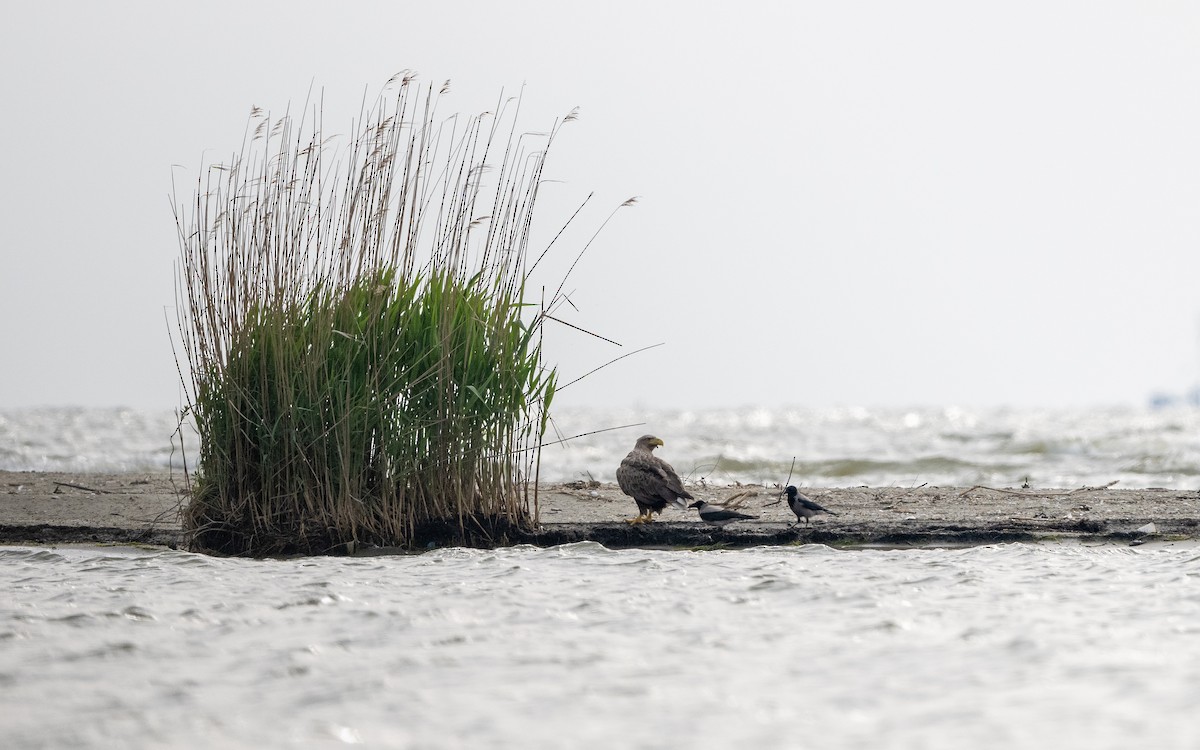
[{"x1": 615, "y1": 434, "x2": 693, "y2": 524}]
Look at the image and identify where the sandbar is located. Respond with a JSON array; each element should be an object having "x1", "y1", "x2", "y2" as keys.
[{"x1": 1, "y1": 470, "x2": 1196, "y2": 551}]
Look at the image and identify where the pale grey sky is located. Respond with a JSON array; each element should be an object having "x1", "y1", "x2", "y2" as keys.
[{"x1": 2, "y1": 1, "x2": 1199, "y2": 411}]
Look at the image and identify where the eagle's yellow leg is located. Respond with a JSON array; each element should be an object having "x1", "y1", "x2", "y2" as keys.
[{"x1": 626, "y1": 511, "x2": 648, "y2": 525}]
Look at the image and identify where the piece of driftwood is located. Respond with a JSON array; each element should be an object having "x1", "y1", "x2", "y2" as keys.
[
  {"x1": 52, "y1": 481, "x2": 111, "y2": 495},
  {"x1": 958, "y1": 480, "x2": 1119, "y2": 499}
]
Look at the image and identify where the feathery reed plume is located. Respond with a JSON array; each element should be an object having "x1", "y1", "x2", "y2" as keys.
[{"x1": 172, "y1": 77, "x2": 580, "y2": 555}]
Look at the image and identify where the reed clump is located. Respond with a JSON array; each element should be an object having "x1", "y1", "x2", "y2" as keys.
[{"x1": 173, "y1": 74, "x2": 567, "y2": 555}]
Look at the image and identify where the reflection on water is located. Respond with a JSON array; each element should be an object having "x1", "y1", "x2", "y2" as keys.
[{"x1": 3, "y1": 542, "x2": 1200, "y2": 749}]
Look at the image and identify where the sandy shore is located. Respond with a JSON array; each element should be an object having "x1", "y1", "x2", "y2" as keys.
[{"x1": 2, "y1": 470, "x2": 1197, "y2": 550}]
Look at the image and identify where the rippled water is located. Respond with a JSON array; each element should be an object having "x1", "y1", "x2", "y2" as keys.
[
  {"x1": 4, "y1": 542, "x2": 1200, "y2": 749},
  {"x1": 6, "y1": 405, "x2": 1198, "y2": 489}
]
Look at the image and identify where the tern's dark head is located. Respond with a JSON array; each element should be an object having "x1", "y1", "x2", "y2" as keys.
[
  {"x1": 688, "y1": 500, "x2": 703, "y2": 510},
  {"x1": 785, "y1": 485, "x2": 798, "y2": 500}
]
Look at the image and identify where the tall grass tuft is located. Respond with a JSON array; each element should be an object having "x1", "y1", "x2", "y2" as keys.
[{"x1": 172, "y1": 75, "x2": 570, "y2": 555}]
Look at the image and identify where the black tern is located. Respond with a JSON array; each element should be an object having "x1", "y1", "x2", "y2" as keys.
[{"x1": 689, "y1": 500, "x2": 759, "y2": 528}]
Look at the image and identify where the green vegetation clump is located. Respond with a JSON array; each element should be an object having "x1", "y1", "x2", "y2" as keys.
[{"x1": 172, "y1": 75, "x2": 566, "y2": 555}]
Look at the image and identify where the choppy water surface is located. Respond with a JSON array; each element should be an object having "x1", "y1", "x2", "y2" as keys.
[
  {"x1": 3, "y1": 542, "x2": 1200, "y2": 749},
  {"x1": 3, "y1": 405, "x2": 1199, "y2": 489}
]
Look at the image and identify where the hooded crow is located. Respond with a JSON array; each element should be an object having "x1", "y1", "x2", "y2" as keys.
[{"x1": 785, "y1": 485, "x2": 838, "y2": 527}]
